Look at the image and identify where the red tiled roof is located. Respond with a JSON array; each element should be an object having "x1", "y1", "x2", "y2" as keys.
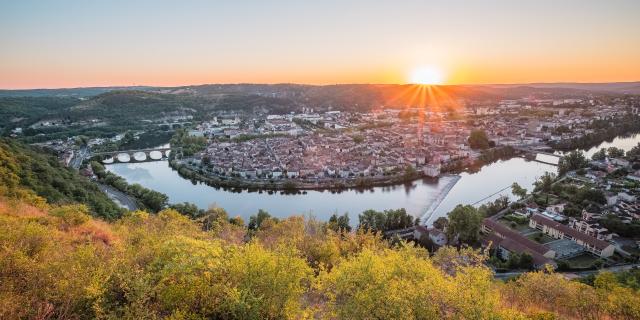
[
  {"x1": 483, "y1": 219, "x2": 550, "y2": 256},
  {"x1": 415, "y1": 225, "x2": 428, "y2": 234},
  {"x1": 482, "y1": 228, "x2": 555, "y2": 267},
  {"x1": 530, "y1": 214, "x2": 612, "y2": 251}
]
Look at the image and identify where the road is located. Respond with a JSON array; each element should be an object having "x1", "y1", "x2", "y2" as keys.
[
  {"x1": 97, "y1": 183, "x2": 138, "y2": 211},
  {"x1": 69, "y1": 146, "x2": 90, "y2": 169},
  {"x1": 494, "y1": 263, "x2": 640, "y2": 280}
]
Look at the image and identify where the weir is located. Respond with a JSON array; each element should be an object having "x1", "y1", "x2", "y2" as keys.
[
  {"x1": 420, "y1": 175, "x2": 461, "y2": 225},
  {"x1": 534, "y1": 153, "x2": 560, "y2": 166}
]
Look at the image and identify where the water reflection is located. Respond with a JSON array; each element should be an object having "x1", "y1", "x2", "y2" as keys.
[
  {"x1": 106, "y1": 134, "x2": 640, "y2": 226},
  {"x1": 107, "y1": 161, "x2": 451, "y2": 225},
  {"x1": 107, "y1": 157, "x2": 552, "y2": 227},
  {"x1": 582, "y1": 134, "x2": 640, "y2": 157},
  {"x1": 113, "y1": 165, "x2": 154, "y2": 181}
]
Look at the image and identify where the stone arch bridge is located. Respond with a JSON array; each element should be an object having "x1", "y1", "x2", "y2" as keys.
[{"x1": 92, "y1": 147, "x2": 177, "y2": 164}]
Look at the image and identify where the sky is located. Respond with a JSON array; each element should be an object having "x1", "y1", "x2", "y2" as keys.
[{"x1": 1, "y1": 0, "x2": 639, "y2": 89}]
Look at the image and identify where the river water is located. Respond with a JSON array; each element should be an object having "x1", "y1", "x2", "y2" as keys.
[{"x1": 105, "y1": 134, "x2": 640, "y2": 226}]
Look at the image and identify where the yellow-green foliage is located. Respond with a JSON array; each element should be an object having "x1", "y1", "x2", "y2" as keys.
[
  {"x1": 1, "y1": 197, "x2": 639, "y2": 320},
  {"x1": 0, "y1": 139, "x2": 122, "y2": 218}
]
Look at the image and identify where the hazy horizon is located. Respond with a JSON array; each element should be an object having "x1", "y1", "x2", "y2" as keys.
[
  {"x1": 3, "y1": 80, "x2": 640, "y2": 92},
  {"x1": 2, "y1": 0, "x2": 640, "y2": 89}
]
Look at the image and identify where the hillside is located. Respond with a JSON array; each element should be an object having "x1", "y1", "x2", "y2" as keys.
[
  {"x1": 0, "y1": 96, "x2": 80, "y2": 133},
  {"x1": 0, "y1": 86, "x2": 155, "y2": 98},
  {"x1": 0, "y1": 143, "x2": 639, "y2": 319},
  {"x1": 0, "y1": 139, "x2": 122, "y2": 219},
  {"x1": 487, "y1": 81, "x2": 640, "y2": 94},
  {"x1": 68, "y1": 90, "x2": 203, "y2": 120},
  {"x1": 4, "y1": 82, "x2": 639, "y2": 137}
]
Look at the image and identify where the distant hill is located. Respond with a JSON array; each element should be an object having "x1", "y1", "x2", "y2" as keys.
[
  {"x1": 3, "y1": 82, "x2": 639, "y2": 100},
  {"x1": 69, "y1": 90, "x2": 196, "y2": 120},
  {"x1": 1, "y1": 137, "x2": 640, "y2": 319},
  {"x1": 2, "y1": 82, "x2": 639, "y2": 134},
  {"x1": 483, "y1": 81, "x2": 640, "y2": 94},
  {"x1": 0, "y1": 86, "x2": 154, "y2": 98}
]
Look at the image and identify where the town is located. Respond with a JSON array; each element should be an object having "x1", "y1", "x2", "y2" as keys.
[
  {"x1": 411, "y1": 140, "x2": 640, "y2": 274},
  {"x1": 7, "y1": 88, "x2": 640, "y2": 276},
  {"x1": 165, "y1": 95, "x2": 640, "y2": 191}
]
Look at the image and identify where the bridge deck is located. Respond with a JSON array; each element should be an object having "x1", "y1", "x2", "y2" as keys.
[{"x1": 92, "y1": 147, "x2": 174, "y2": 156}]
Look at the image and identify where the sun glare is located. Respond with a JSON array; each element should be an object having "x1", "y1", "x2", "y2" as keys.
[{"x1": 409, "y1": 66, "x2": 444, "y2": 85}]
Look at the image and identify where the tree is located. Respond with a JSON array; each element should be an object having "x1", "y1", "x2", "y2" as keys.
[
  {"x1": 519, "y1": 253, "x2": 534, "y2": 270},
  {"x1": 511, "y1": 182, "x2": 527, "y2": 199},
  {"x1": 75, "y1": 135, "x2": 89, "y2": 146},
  {"x1": 591, "y1": 148, "x2": 607, "y2": 161},
  {"x1": 357, "y1": 208, "x2": 414, "y2": 233},
  {"x1": 558, "y1": 151, "x2": 587, "y2": 176},
  {"x1": 248, "y1": 209, "x2": 275, "y2": 230},
  {"x1": 358, "y1": 209, "x2": 386, "y2": 232},
  {"x1": 201, "y1": 206, "x2": 230, "y2": 231},
  {"x1": 170, "y1": 202, "x2": 203, "y2": 218},
  {"x1": 3, "y1": 187, "x2": 640, "y2": 319},
  {"x1": 403, "y1": 165, "x2": 418, "y2": 180},
  {"x1": 383, "y1": 208, "x2": 414, "y2": 231},
  {"x1": 431, "y1": 245, "x2": 488, "y2": 276},
  {"x1": 433, "y1": 217, "x2": 448, "y2": 231},
  {"x1": 607, "y1": 147, "x2": 625, "y2": 158},
  {"x1": 627, "y1": 143, "x2": 640, "y2": 159},
  {"x1": 229, "y1": 215, "x2": 245, "y2": 226},
  {"x1": 478, "y1": 196, "x2": 510, "y2": 217},
  {"x1": 139, "y1": 188, "x2": 169, "y2": 212},
  {"x1": 446, "y1": 205, "x2": 483, "y2": 245},
  {"x1": 534, "y1": 172, "x2": 556, "y2": 193},
  {"x1": 328, "y1": 212, "x2": 351, "y2": 232},
  {"x1": 317, "y1": 246, "x2": 501, "y2": 319},
  {"x1": 123, "y1": 131, "x2": 134, "y2": 141},
  {"x1": 576, "y1": 188, "x2": 606, "y2": 205},
  {"x1": 468, "y1": 129, "x2": 490, "y2": 149}
]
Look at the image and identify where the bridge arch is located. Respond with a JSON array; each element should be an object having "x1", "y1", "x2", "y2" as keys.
[
  {"x1": 93, "y1": 146, "x2": 176, "y2": 164},
  {"x1": 116, "y1": 153, "x2": 131, "y2": 163}
]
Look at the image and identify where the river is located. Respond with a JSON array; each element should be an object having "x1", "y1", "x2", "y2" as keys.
[{"x1": 105, "y1": 134, "x2": 640, "y2": 226}]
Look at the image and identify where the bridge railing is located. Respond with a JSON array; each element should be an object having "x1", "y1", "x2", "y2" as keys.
[{"x1": 91, "y1": 147, "x2": 176, "y2": 157}]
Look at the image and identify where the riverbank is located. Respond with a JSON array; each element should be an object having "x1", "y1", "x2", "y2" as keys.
[
  {"x1": 441, "y1": 146, "x2": 520, "y2": 175},
  {"x1": 167, "y1": 146, "x2": 520, "y2": 192},
  {"x1": 101, "y1": 132, "x2": 639, "y2": 226},
  {"x1": 169, "y1": 158, "x2": 431, "y2": 193},
  {"x1": 550, "y1": 115, "x2": 640, "y2": 152},
  {"x1": 96, "y1": 183, "x2": 138, "y2": 211}
]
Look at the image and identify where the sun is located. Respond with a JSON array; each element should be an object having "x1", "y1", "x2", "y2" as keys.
[{"x1": 409, "y1": 66, "x2": 444, "y2": 85}]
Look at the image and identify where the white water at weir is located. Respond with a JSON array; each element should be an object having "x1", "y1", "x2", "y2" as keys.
[
  {"x1": 535, "y1": 153, "x2": 560, "y2": 165},
  {"x1": 105, "y1": 134, "x2": 640, "y2": 227},
  {"x1": 420, "y1": 175, "x2": 461, "y2": 224}
]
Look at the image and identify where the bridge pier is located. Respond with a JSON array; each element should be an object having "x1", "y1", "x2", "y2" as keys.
[{"x1": 95, "y1": 147, "x2": 175, "y2": 164}]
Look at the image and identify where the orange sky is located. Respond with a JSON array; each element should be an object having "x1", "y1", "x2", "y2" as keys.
[{"x1": 1, "y1": 1, "x2": 639, "y2": 89}]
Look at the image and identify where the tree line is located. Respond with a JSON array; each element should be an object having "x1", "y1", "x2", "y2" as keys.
[
  {"x1": 0, "y1": 138, "x2": 123, "y2": 219},
  {"x1": 91, "y1": 161, "x2": 168, "y2": 212}
]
